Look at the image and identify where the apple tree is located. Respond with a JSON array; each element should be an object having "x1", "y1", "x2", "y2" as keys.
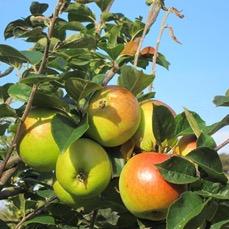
[{"x1": 0, "y1": 0, "x2": 229, "y2": 228}]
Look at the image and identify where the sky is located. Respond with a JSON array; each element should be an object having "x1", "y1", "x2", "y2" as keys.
[{"x1": 0, "y1": 0, "x2": 228, "y2": 152}]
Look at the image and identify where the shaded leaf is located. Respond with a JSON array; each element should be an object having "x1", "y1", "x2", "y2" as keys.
[
  {"x1": 118, "y1": 65, "x2": 154, "y2": 96},
  {"x1": 25, "y1": 215, "x2": 55, "y2": 225},
  {"x1": 21, "y1": 50, "x2": 43, "y2": 65},
  {"x1": 210, "y1": 220, "x2": 229, "y2": 229},
  {"x1": 30, "y1": 1, "x2": 49, "y2": 16},
  {"x1": 0, "y1": 104, "x2": 16, "y2": 118},
  {"x1": 52, "y1": 114, "x2": 89, "y2": 153},
  {"x1": 21, "y1": 74, "x2": 60, "y2": 84},
  {"x1": 156, "y1": 156, "x2": 199, "y2": 184},
  {"x1": 0, "y1": 83, "x2": 13, "y2": 103},
  {"x1": 36, "y1": 189, "x2": 55, "y2": 199},
  {"x1": 197, "y1": 133, "x2": 216, "y2": 149},
  {"x1": 186, "y1": 147, "x2": 227, "y2": 184}
]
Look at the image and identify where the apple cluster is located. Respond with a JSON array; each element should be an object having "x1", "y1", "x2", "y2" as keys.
[{"x1": 17, "y1": 85, "x2": 195, "y2": 221}]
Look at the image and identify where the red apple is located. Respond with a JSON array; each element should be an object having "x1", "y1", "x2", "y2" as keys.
[
  {"x1": 119, "y1": 152, "x2": 184, "y2": 221},
  {"x1": 87, "y1": 86, "x2": 141, "y2": 147}
]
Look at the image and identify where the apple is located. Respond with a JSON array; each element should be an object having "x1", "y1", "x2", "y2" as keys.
[
  {"x1": 86, "y1": 86, "x2": 141, "y2": 147},
  {"x1": 18, "y1": 108, "x2": 60, "y2": 172},
  {"x1": 119, "y1": 152, "x2": 184, "y2": 221},
  {"x1": 176, "y1": 135, "x2": 197, "y2": 156},
  {"x1": 53, "y1": 180, "x2": 102, "y2": 209},
  {"x1": 134, "y1": 99, "x2": 176, "y2": 151},
  {"x1": 56, "y1": 138, "x2": 112, "y2": 198}
]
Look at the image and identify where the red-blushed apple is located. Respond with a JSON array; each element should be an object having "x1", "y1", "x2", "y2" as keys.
[
  {"x1": 119, "y1": 152, "x2": 184, "y2": 221},
  {"x1": 133, "y1": 99, "x2": 176, "y2": 151},
  {"x1": 176, "y1": 135, "x2": 197, "y2": 156},
  {"x1": 18, "y1": 108, "x2": 60, "y2": 172},
  {"x1": 86, "y1": 86, "x2": 141, "y2": 147},
  {"x1": 56, "y1": 138, "x2": 112, "y2": 198}
]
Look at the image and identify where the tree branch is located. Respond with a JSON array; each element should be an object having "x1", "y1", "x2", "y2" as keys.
[
  {"x1": 133, "y1": 1, "x2": 161, "y2": 66},
  {"x1": 0, "y1": 0, "x2": 65, "y2": 186},
  {"x1": 102, "y1": 62, "x2": 119, "y2": 86},
  {"x1": 89, "y1": 209, "x2": 98, "y2": 229},
  {"x1": 215, "y1": 138, "x2": 229, "y2": 152},
  {"x1": 0, "y1": 166, "x2": 18, "y2": 188},
  {"x1": 15, "y1": 196, "x2": 57, "y2": 229},
  {"x1": 0, "y1": 186, "x2": 26, "y2": 200}
]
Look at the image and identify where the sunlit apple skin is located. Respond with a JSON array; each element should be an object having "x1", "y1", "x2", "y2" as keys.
[
  {"x1": 176, "y1": 135, "x2": 197, "y2": 156},
  {"x1": 18, "y1": 108, "x2": 60, "y2": 172},
  {"x1": 53, "y1": 181, "x2": 101, "y2": 209},
  {"x1": 119, "y1": 152, "x2": 184, "y2": 221},
  {"x1": 134, "y1": 100, "x2": 176, "y2": 151},
  {"x1": 86, "y1": 86, "x2": 141, "y2": 147},
  {"x1": 56, "y1": 138, "x2": 112, "y2": 198}
]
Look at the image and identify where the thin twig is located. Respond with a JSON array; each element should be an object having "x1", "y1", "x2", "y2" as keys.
[
  {"x1": 102, "y1": 62, "x2": 119, "y2": 86},
  {"x1": 0, "y1": 0, "x2": 65, "y2": 183},
  {"x1": 89, "y1": 209, "x2": 98, "y2": 229},
  {"x1": 15, "y1": 196, "x2": 57, "y2": 229},
  {"x1": 95, "y1": 0, "x2": 115, "y2": 34},
  {"x1": 133, "y1": 1, "x2": 161, "y2": 66},
  {"x1": 215, "y1": 138, "x2": 229, "y2": 151},
  {"x1": 0, "y1": 186, "x2": 26, "y2": 200}
]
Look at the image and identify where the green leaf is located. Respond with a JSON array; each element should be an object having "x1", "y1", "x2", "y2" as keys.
[
  {"x1": 0, "y1": 83, "x2": 13, "y2": 103},
  {"x1": 21, "y1": 74, "x2": 60, "y2": 84},
  {"x1": 118, "y1": 65, "x2": 155, "y2": 96},
  {"x1": 20, "y1": 50, "x2": 43, "y2": 65},
  {"x1": 66, "y1": 3, "x2": 96, "y2": 22},
  {"x1": 65, "y1": 78, "x2": 102, "y2": 102},
  {"x1": 8, "y1": 83, "x2": 32, "y2": 102},
  {"x1": 0, "y1": 104, "x2": 16, "y2": 118},
  {"x1": 205, "y1": 115, "x2": 229, "y2": 135},
  {"x1": 30, "y1": 1, "x2": 49, "y2": 15},
  {"x1": 0, "y1": 44, "x2": 28, "y2": 65},
  {"x1": 137, "y1": 91, "x2": 155, "y2": 102},
  {"x1": 152, "y1": 104, "x2": 176, "y2": 145},
  {"x1": 194, "y1": 179, "x2": 229, "y2": 200},
  {"x1": 33, "y1": 92, "x2": 69, "y2": 112},
  {"x1": 156, "y1": 156, "x2": 199, "y2": 184},
  {"x1": 184, "y1": 108, "x2": 202, "y2": 137},
  {"x1": 36, "y1": 189, "x2": 55, "y2": 199},
  {"x1": 107, "y1": 25, "x2": 122, "y2": 48},
  {"x1": 96, "y1": 0, "x2": 113, "y2": 11},
  {"x1": 186, "y1": 147, "x2": 228, "y2": 184},
  {"x1": 166, "y1": 192, "x2": 209, "y2": 229},
  {"x1": 25, "y1": 215, "x2": 55, "y2": 225},
  {"x1": 0, "y1": 220, "x2": 9, "y2": 229},
  {"x1": 58, "y1": 21, "x2": 86, "y2": 32},
  {"x1": 197, "y1": 133, "x2": 216, "y2": 149},
  {"x1": 108, "y1": 151, "x2": 125, "y2": 178},
  {"x1": 213, "y1": 89, "x2": 229, "y2": 107},
  {"x1": 51, "y1": 114, "x2": 89, "y2": 153},
  {"x1": 210, "y1": 220, "x2": 229, "y2": 229},
  {"x1": 175, "y1": 111, "x2": 206, "y2": 137},
  {"x1": 211, "y1": 202, "x2": 229, "y2": 228},
  {"x1": 157, "y1": 52, "x2": 170, "y2": 70}
]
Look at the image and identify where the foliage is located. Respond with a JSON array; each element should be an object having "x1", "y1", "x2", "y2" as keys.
[{"x1": 0, "y1": 0, "x2": 228, "y2": 229}]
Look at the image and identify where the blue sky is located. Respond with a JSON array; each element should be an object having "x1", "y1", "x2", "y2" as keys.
[{"x1": 0, "y1": 0, "x2": 228, "y2": 152}]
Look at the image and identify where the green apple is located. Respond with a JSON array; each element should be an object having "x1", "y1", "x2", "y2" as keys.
[
  {"x1": 56, "y1": 138, "x2": 112, "y2": 198},
  {"x1": 18, "y1": 108, "x2": 60, "y2": 172},
  {"x1": 119, "y1": 152, "x2": 184, "y2": 221},
  {"x1": 86, "y1": 86, "x2": 141, "y2": 147},
  {"x1": 134, "y1": 99, "x2": 176, "y2": 151},
  {"x1": 53, "y1": 180, "x2": 102, "y2": 209}
]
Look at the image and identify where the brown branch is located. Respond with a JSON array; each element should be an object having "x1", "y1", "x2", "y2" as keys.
[
  {"x1": 215, "y1": 138, "x2": 229, "y2": 152},
  {"x1": 133, "y1": 1, "x2": 161, "y2": 66},
  {"x1": 0, "y1": 0, "x2": 65, "y2": 185},
  {"x1": 102, "y1": 62, "x2": 119, "y2": 86},
  {"x1": 0, "y1": 166, "x2": 18, "y2": 188},
  {"x1": 149, "y1": 7, "x2": 183, "y2": 92},
  {"x1": 0, "y1": 186, "x2": 26, "y2": 200},
  {"x1": 15, "y1": 196, "x2": 57, "y2": 229},
  {"x1": 89, "y1": 209, "x2": 98, "y2": 229}
]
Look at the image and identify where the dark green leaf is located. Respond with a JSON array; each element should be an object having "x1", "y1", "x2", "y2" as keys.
[
  {"x1": 186, "y1": 147, "x2": 227, "y2": 184},
  {"x1": 205, "y1": 115, "x2": 229, "y2": 135},
  {"x1": 108, "y1": 151, "x2": 125, "y2": 178},
  {"x1": 118, "y1": 65, "x2": 155, "y2": 96},
  {"x1": 21, "y1": 50, "x2": 43, "y2": 65},
  {"x1": 0, "y1": 104, "x2": 16, "y2": 118},
  {"x1": 59, "y1": 21, "x2": 86, "y2": 32},
  {"x1": 197, "y1": 133, "x2": 216, "y2": 149},
  {"x1": 25, "y1": 215, "x2": 55, "y2": 225},
  {"x1": 156, "y1": 52, "x2": 170, "y2": 70},
  {"x1": 36, "y1": 189, "x2": 55, "y2": 199},
  {"x1": 66, "y1": 3, "x2": 96, "y2": 22},
  {"x1": 8, "y1": 83, "x2": 32, "y2": 102},
  {"x1": 210, "y1": 220, "x2": 229, "y2": 229},
  {"x1": 30, "y1": 1, "x2": 49, "y2": 15},
  {"x1": 52, "y1": 114, "x2": 89, "y2": 153},
  {"x1": 156, "y1": 156, "x2": 199, "y2": 184},
  {"x1": 194, "y1": 179, "x2": 229, "y2": 200},
  {"x1": 0, "y1": 44, "x2": 28, "y2": 65},
  {"x1": 167, "y1": 192, "x2": 209, "y2": 229},
  {"x1": 0, "y1": 220, "x2": 9, "y2": 229},
  {"x1": 211, "y1": 202, "x2": 229, "y2": 228},
  {"x1": 33, "y1": 92, "x2": 69, "y2": 112},
  {"x1": 107, "y1": 25, "x2": 122, "y2": 48},
  {"x1": 137, "y1": 91, "x2": 155, "y2": 102},
  {"x1": 65, "y1": 78, "x2": 102, "y2": 102},
  {"x1": 152, "y1": 104, "x2": 176, "y2": 145},
  {"x1": 0, "y1": 122, "x2": 10, "y2": 135},
  {"x1": 0, "y1": 83, "x2": 13, "y2": 103},
  {"x1": 96, "y1": 0, "x2": 113, "y2": 11}
]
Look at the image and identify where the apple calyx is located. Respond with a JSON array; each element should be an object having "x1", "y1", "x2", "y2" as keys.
[
  {"x1": 76, "y1": 170, "x2": 88, "y2": 186},
  {"x1": 98, "y1": 99, "x2": 107, "y2": 109}
]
